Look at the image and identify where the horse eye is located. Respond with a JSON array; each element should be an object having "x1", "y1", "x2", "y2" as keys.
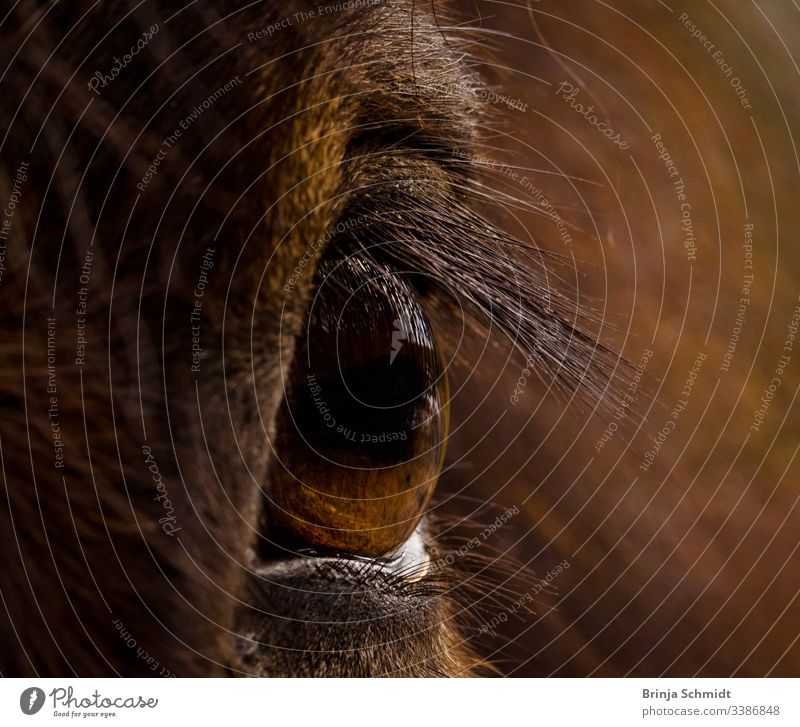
[{"x1": 263, "y1": 254, "x2": 448, "y2": 558}]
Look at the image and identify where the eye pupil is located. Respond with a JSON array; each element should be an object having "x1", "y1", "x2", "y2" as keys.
[
  {"x1": 290, "y1": 368, "x2": 421, "y2": 463},
  {"x1": 263, "y1": 256, "x2": 448, "y2": 558}
]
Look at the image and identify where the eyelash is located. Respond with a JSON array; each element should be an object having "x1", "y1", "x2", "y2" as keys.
[{"x1": 324, "y1": 153, "x2": 624, "y2": 412}]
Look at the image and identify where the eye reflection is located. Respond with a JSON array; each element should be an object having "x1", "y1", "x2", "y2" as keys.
[{"x1": 264, "y1": 255, "x2": 449, "y2": 558}]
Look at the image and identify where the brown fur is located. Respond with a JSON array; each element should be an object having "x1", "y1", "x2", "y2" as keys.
[
  {"x1": 0, "y1": 0, "x2": 491, "y2": 677},
  {"x1": 1, "y1": 0, "x2": 799, "y2": 677}
]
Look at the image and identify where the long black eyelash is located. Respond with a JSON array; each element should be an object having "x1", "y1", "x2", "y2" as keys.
[
  {"x1": 330, "y1": 160, "x2": 627, "y2": 412},
  {"x1": 332, "y1": 6, "x2": 630, "y2": 412}
]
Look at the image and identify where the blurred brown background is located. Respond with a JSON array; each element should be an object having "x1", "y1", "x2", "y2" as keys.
[{"x1": 441, "y1": 0, "x2": 800, "y2": 675}]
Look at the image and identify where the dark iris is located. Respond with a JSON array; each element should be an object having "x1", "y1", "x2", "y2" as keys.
[{"x1": 264, "y1": 254, "x2": 448, "y2": 557}]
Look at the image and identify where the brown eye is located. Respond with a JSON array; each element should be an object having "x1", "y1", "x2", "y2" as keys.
[{"x1": 263, "y1": 255, "x2": 448, "y2": 558}]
